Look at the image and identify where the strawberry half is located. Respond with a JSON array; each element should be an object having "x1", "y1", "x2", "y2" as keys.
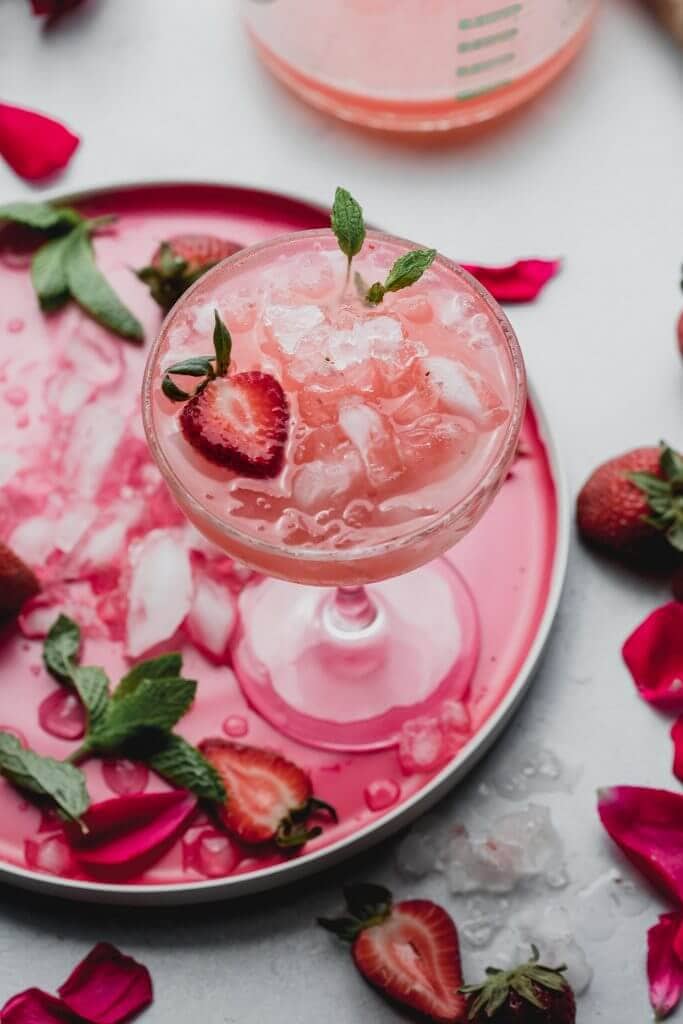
[
  {"x1": 181, "y1": 371, "x2": 289, "y2": 478},
  {"x1": 137, "y1": 234, "x2": 242, "y2": 312},
  {"x1": 199, "y1": 739, "x2": 336, "y2": 849},
  {"x1": 320, "y1": 883, "x2": 467, "y2": 1023},
  {"x1": 0, "y1": 541, "x2": 40, "y2": 619}
]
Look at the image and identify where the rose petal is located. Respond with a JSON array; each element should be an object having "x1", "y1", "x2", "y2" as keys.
[
  {"x1": 0, "y1": 988, "x2": 76, "y2": 1023},
  {"x1": 58, "y1": 943, "x2": 152, "y2": 1024},
  {"x1": 671, "y1": 718, "x2": 683, "y2": 783},
  {"x1": 66, "y1": 791, "x2": 197, "y2": 881},
  {"x1": 30, "y1": 0, "x2": 84, "y2": 15},
  {"x1": 0, "y1": 103, "x2": 79, "y2": 181},
  {"x1": 461, "y1": 258, "x2": 561, "y2": 303},
  {"x1": 598, "y1": 786, "x2": 683, "y2": 903},
  {"x1": 623, "y1": 603, "x2": 683, "y2": 711},
  {"x1": 648, "y1": 912, "x2": 683, "y2": 1019}
]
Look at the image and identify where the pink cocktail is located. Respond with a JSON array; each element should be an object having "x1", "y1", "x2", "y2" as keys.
[{"x1": 143, "y1": 229, "x2": 526, "y2": 751}]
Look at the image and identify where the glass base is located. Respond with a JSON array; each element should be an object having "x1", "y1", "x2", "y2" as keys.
[{"x1": 231, "y1": 558, "x2": 479, "y2": 752}]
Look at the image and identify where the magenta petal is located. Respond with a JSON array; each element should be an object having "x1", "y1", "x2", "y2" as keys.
[
  {"x1": 1, "y1": 988, "x2": 76, "y2": 1023},
  {"x1": 30, "y1": 0, "x2": 84, "y2": 15},
  {"x1": 648, "y1": 913, "x2": 683, "y2": 1019},
  {"x1": 58, "y1": 943, "x2": 152, "y2": 1024},
  {"x1": 671, "y1": 718, "x2": 683, "y2": 783},
  {"x1": 598, "y1": 786, "x2": 683, "y2": 904},
  {"x1": 461, "y1": 258, "x2": 561, "y2": 303},
  {"x1": 623, "y1": 603, "x2": 683, "y2": 712},
  {"x1": 66, "y1": 791, "x2": 197, "y2": 881},
  {"x1": 0, "y1": 103, "x2": 79, "y2": 181}
]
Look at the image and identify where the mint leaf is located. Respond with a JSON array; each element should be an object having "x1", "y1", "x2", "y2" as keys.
[
  {"x1": 115, "y1": 653, "x2": 183, "y2": 702},
  {"x1": 365, "y1": 281, "x2": 386, "y2": 306},
  {"x1": 383, "y1": 248, "x2": 437, "y2": 293},
  {"x1": 0, "y1": 732, "x2": 89, "y2": 822},
  {"x1": 162, "y1": 376, "x2": 192, "y2": 401},
  {"x1": 213, "y1": 311, "x2": 231, "y2": 376},
  {"x1": 31, "y1": 235, "x2": 73, "y2": 311},
  {"x1": 331, "y1": 187, "x2": 365, "y2": 269},
  {"x1": 90, "y1": 677, "x2": 197, "y2": 750},
  {"x1": 147, "y1": 735, "x2": 225, "y2": 803},
  {"x1": 71, "y1": 666, "x2": 110, "y2": 730},
  {"x1": 0, "y1": 202, "x2": 81, "y2": 232},
  {"x1": 43, "y1": 614, "x2": 81, "y2": 681},
  {"x1": 65, "y1": 227, "x2": 144, "y2": 343}
]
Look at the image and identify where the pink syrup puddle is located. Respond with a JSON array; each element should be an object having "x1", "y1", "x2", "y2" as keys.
[
  {"x1": 222, "y1": 715, "x2": 249, "y2": 738},
  {"x1": 38, "y1": 689, "x2": 86, "y2": 741},
  {"x1": 364, "y1": 778, "x2": 401, "y2": 812},
  {"x1": 24, "y1": 834, "x2": 73, "y2": 876},
  {"x1": 101, "y1": 759, "x2": 149, "y2": 796},
  {"x1": 182, "y1": 828, "x2": 241, "y2": 878},
  {"x1": 0, "y1": 185, "x2": 558, "y2": 888}
]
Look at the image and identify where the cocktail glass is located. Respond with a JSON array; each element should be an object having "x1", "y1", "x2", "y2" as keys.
[{"x1": 142, "y1": 229, "x2": 526, "y2": 752}]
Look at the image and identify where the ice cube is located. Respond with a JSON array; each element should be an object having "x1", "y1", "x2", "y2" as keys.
[
  {"x1": 9, "y1": 516, "x2": 55, "y2": 564},
  {"x1": 67, "y1": 499, "x2": 145, "y2": 580},
  {"x1": 460, "y1": 895, "x2": 509, "y2": 948},
  {"x1": 291, "y1": 451, "x2": 364, "y2": 513},
  {"x1": 126, "y1": 529, "x2": 194, "y2": 657},
  {"x1": 24, "y1": 835, "x2": 72, "y2": 876},
  {"x1": 185, "y1": 573, "x2": 237, "y2": 662},
  {"x1": 54, "y1": 502, "x2": 97, "y2": 555},
  {"x1": 62, "y1": 403, "x2": 127, "y2": 500},
  {"x1": 434, "y1": 290, "x2": 475, "y2": 328},
  {"x1": 396, "y1": 831, "x2": 440, "y2": 879},
  {"x1": 264, "y1": 304, "x2": 325, "y2": 355},
  {"x1": 422, "y1": 357, "x2": 507, "y2": 430},
  {"x1": 291, "y1": 254, "x2": 335, "y2": 299},
  {"x1": 398, "y1": 716, "x2": 450, "y2": 774},
  {"x1": 494, "y1": 805, "x2": 563, "y2": 877},
  {"x1": 445, "y1": 825, "x2": 524, "y2": 895},
  {"x1": 339, "y1": 399, "x2": 403, "y2": 487}
]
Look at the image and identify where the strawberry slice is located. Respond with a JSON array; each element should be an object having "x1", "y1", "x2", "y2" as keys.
[
  {"x1": 180, "y1": 372, "x2": 289, "y2": 479},
  {"x1": 199, "y1": 739, "x2": 336, "y2": 849},
  {"x1": 320, "y1": 884, "x2": 466, "y2": 1023},
  {"x1": 0, "y1": 541, "x2": 40, "y2": 619}
]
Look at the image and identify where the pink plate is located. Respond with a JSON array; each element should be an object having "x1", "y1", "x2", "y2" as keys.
[{"x1": 0, "y1": 183, "x2": 567, "y2": 904}]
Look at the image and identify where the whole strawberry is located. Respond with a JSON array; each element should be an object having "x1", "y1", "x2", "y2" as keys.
[
  {"x1": 0, "y1": 541, "x2": 39, "y2": 619},
  {"x1": 462, "y1": 946, "x2": 576, "y2": 1023},
  {"x1": 576, "y1": 442, "x2": 683, "y2": 563},
  {"x1": 320, "y1": 883, "x2": 467, "y2": 1022},
  {"x1": 136, "y1": 234, "x2": 242, "y2": 312}
]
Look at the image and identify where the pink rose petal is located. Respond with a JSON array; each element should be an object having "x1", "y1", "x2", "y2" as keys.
[
  {"x1": 623, "y1": 603, "x2": 683, "y2": 712},
  {"x1": 30, "y1": 0, "x2": 84, "y2": 15},
  {"x1": 648, "y1": 912, "x2": 683, "y2": 1019},
  {"x1": 0, "y1": 103, "x2": 79, "y2": 182},
  {"x1": 598, "y1": 786, "x2": 683, "y2": 904},
  {"x1": 671, "y1": 718, "x2": 683, "y2": 783},
  {"x1": 461, "y1": 259, "x2": 561, "y2": 303},
  {"x1": 66, "y1": 791, "x2": 197, "y2": 881},
  {"x1": 0, "y1": 988, "x2": 76, "y2": 1023},
  {"x1": 58, "y1": 943, "x2": 152, "y2": 1024}
]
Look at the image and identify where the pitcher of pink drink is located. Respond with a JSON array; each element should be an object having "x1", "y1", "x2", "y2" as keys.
[{"x1": 242, "y1": 0, "x2": 599, "y2": 133}]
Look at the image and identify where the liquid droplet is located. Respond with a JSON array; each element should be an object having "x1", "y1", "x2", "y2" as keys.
[
  {"x1": 364, "y1": 778, "x2": 400, "y2": 812},
  {"x1": 25, "y1": 835, "x2": 72, "y2": 876},
  {"x1": 7, "y1": 318, "x2": 25, "y2": 333},
  {"x1": 182, "y1": 829, "x2": 240, "y2": 877},
  {"x1": 38, "y1": 689, "x2": 86, "y2": 741},
  {"x1": 101, "y1": 759, "x2": 149, "y2": 796},
  {"x1": 16, "y1": 413, "x2": 29, "y2": 429},
  {"x1": 4, "y1": 386, "x2": 28, "y2": 407},
  {"x1": 222, "y1": 715, "x2": 248, "y2": 738}
]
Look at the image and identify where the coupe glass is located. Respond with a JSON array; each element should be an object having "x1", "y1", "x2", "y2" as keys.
[{"x1": 142, "y1": 230, "x2": 526, "y2": 752}]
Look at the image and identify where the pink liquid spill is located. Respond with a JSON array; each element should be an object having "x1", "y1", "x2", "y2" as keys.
[
  {"x1": 364, "y1": 778, "x2": 401, "y2": 812},
  {"x1": 222, "y1": 715, "x2": 249, "y2": 738},
  {"x1": 0, "y1": 185, "x2": 558, "y2": 887},
  {"x1": 38, "y1": 690, "x2": 86, "y2": 741},
  {"x1": 101, "y1": 759, "x2": 149, "y2": 796}
]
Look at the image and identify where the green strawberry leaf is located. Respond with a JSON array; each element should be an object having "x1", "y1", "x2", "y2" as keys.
[
  {"x1": 213, "y1": 310, "x2": 231, "y2": 376},
  {"x1": 31, "y1": 234, "x2": 73, "y2": 311},
  {"x1": 0, "y1": 201, "x2": 82, "y2": 232},
  {"x1": 0, "y1": 731, "x2": 89, "y2": 822},
  {"x1": 147, "y1": 734, "x2": 226, "y2": 803},
  {"x1": 90, "y1": 677, "x2": 197, "y2": 751},
  {"x1": 165, "y1": 357, "x2": 216, "y2": 378},
  {"x1": 115, "y1": 652, "x2": 183, "y2": 702},
  {"x1": 661, "y1": 443, "x2": 683, "y2": 484},
  {"x1": 65, "y1": 226, "x2": 144, "y2": 342},
  {"x1": 43, "y1": 614, "x2": 81, "y2": 681},
  {"x1": 162, "y1": 376, "x2": 193, "y2": 401},
  {"x1": 331, "y1": 187, "x2": 365, "y2": 269}
]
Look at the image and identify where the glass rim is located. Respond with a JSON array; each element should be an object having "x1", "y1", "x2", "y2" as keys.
[{"x1": 142, "y1": 227, "x2": 527, "y2": 567}]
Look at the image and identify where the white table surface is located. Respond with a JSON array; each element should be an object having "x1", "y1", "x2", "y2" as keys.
[{"x1": 0, "y1": 2, "x2": 682, "y2": 1020}]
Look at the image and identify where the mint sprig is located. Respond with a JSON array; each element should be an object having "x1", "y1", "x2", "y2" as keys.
[
  {"x1": 161, "y1": 309, "x2": 231, "y2": 403},
  {"x1": 0, "y1": 200, "x2": 143, "y2": 343},
  {"x1": 361, "y1": 248, "x2": 437, "y2": 306},
  {"x1": 42, "y1": 616, "x2": 225, "y2": 804},
  {"x1": 331, "y1": 187, "x2": 366, "y2": 278},
  {"x1": 0, "y1": 732, "x2": 89, "y2": 823}
]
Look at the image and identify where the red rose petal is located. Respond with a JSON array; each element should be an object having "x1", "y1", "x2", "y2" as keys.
[
  {"x1": 672, "y1": 718, "x2": 683, "y2": 783},
  {"x1": 598, "y1": 786, "x2": 683, "y2": 904},
  {"x1": 66, "y1": 790, "x2": 197, "y2": 881},
  {"x1": 461, "y1": 258, "x2": 561, "y2": 303},
  {"x1": 0, "y1": 103, "x2": 79, "y2": 182},
  {"x1": 58, "y1": 943, "x2": 152, "y2": 1024},
  {"x1": 30, "y1": 0, "x2": 84, "y2": 15},
  {"x1": 648, "y1": 912, "x2": 683, "y2": 1019},
  {"x1": 623, "y1": 603, "x2": 683, "y2": 712},
  {"x1": 0, "y1": 988, "x2": 76, "y2": 1023}
]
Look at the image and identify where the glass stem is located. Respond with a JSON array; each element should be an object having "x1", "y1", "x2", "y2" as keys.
[{"x1": 328, "y1": 585, "x2": 378, "y2": 633}]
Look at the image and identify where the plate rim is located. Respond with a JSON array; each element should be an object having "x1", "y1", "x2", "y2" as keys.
[{"x1": 0, "y1": 180, "x2": 569, "y2": 905}]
